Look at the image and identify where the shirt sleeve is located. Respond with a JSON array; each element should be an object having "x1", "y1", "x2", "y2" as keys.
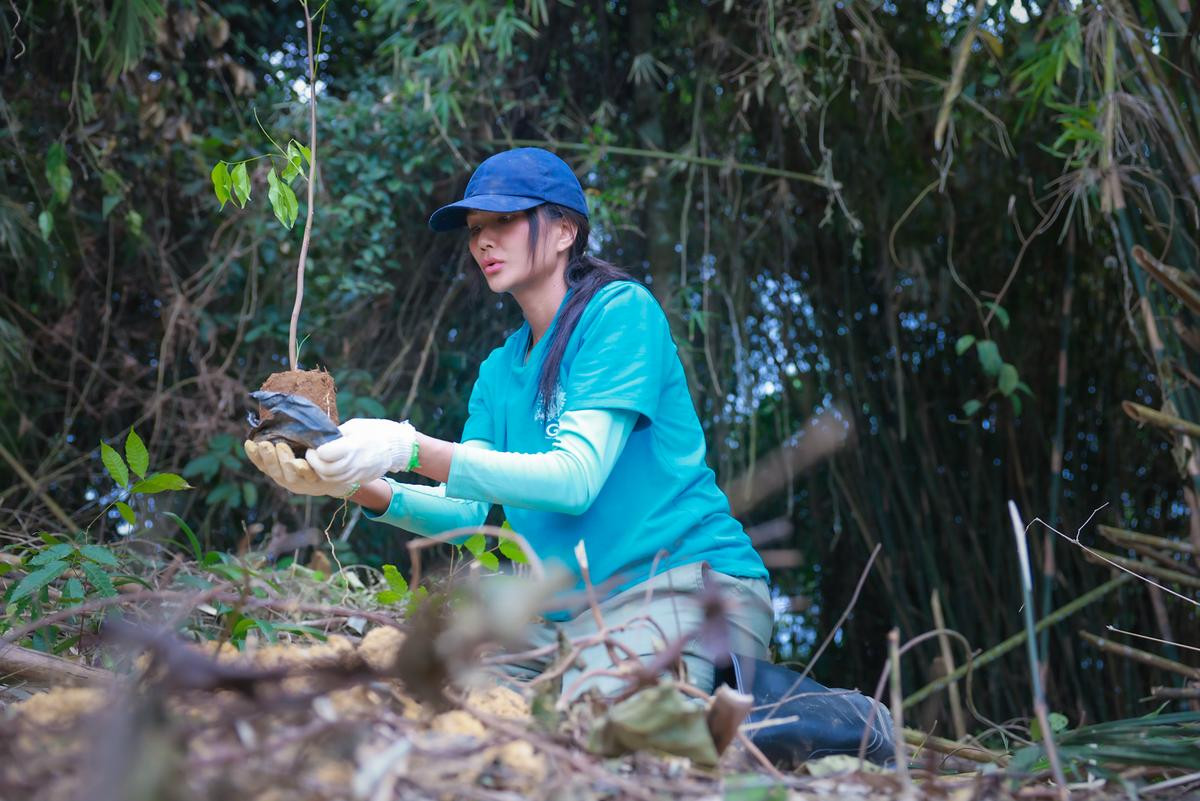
[
  {"x1": 444, "y1": 408, "x2": 637, "y2": 515},
  {"x1": 562, "y1": 282, "x2": 668, "y2": 424},
  {"x1": 460, "y1": 350, "x2": 498, "y2": 445},
  {"x1": 362, "y1": 440, "x2": 492, "y2": 535}
]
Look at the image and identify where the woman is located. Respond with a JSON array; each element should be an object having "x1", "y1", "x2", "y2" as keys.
[{"x1": 245, "y1": 147, "x2": 773, "y2": 695}]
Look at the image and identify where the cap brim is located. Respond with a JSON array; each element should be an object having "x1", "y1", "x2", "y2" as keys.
[{"x1": 427, "y1": 195, "x2": 544, "y2": 232}]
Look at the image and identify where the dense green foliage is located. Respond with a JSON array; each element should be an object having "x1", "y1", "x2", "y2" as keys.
[{"x1": 2, "y1": 0, "x2": 1198, "y2": 729}]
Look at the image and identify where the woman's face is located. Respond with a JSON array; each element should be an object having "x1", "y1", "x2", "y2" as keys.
[{"x1": 465, "y1": 209, "x2": 571, "y2": 296}]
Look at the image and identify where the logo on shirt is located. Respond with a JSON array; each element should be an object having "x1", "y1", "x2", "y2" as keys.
[{"x1": 535, "y1": 386, "x2": 566, "y2": 438}]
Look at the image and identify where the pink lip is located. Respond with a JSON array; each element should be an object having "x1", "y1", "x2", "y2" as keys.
[{"x1": 482, "y1": 260, "x2": 504, "y2": 275}]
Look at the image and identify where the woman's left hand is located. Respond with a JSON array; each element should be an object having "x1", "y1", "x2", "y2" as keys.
[{"x1": 305, "y1": 418, "x2": 417, "y2": 485}]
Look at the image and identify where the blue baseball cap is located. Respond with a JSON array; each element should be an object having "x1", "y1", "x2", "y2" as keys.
[{"x1": 428, "y1": 147, "x2": 588, "y2": 232}]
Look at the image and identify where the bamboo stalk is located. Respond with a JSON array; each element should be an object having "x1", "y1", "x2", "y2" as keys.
[
  {"x1": 1082, "y1": 549, "x2": 1200, "y2": 590},
  {"x1": 902, "y1": 728, "x2": 1008, "y2": 766},
  {"x1": 1079, "y1": 631, "x2": 1200, "y2": 681},
  {"x1": 934, "y1": 0, "x2": 988, "y2": 151},
  {"x1": 930, "y1": 589, "x2": 965, "y2": 740},
  {"x1": 1150, "y1": 686, "x2": 1200, "y2": 700},
  {"x1": 1043, "y1": 234, "x2": 1074, "y2": 668},
  {"x1": 1122, "y1": 401, "x2": 1200, "y2": 441},
  {"x1": 502, "y1": 138, "x2": 836, "y2": 189},
  {"x1": 903, "y1": 574, "x2": 1131, "y2": 709},
  {"x1": 1008, "y1": 502, "x2": 1069, "y2": 800},
  {"x1": 1097, "y1": 525, "x2": 1196, "y2": 554},
  {"x1": 1114, "y1": 1, "x2": 1200, "y2": 206},
  {"x1": 888, "y1": 627, "x2": 914, "y2": 794},
  {"x1": 1131, "y1": 246, "x2": 1200, "y2": 317}
]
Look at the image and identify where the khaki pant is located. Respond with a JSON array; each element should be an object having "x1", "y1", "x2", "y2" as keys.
[{"x1": 499, "y1": 562, "x2": 774, "y2": 697}]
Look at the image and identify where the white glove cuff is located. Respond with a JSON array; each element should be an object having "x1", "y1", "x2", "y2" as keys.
[{"x1": 384, "y1": 421, "x2": 417, "y2": 473}]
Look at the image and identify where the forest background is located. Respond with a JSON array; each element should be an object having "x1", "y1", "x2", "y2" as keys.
[{"x1": 1, "y1": 0, "x2": 1198, "y2": 734}]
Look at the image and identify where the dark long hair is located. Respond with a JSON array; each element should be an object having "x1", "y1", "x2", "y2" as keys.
[{"x1": 526, "y1": 203, "x2": 635, "y2": 420}]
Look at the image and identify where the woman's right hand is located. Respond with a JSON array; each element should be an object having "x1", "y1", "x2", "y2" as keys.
[{"x1": 244, "y1": 440, "x2": 359, "y2": 498}]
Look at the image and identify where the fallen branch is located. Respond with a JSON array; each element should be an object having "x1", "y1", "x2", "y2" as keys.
[
  {"x1": 1122, "y1": 401, "x2": 1200, "y2": 441},
  {"x1": 904, "y1": 574, "x2": 1131, "y2": 709},
  {"x1": 1097, "y1": 525, "x2": 1196, "y2": 555},
  {"x1": 1081, "y1": 549, "x2": 1200, "y2": 591},
  {"x1": 902, "y1": 728, "x2": 1008, "y2": 766},
  {"x1": 0, "y1": 642, "x2": 112, "y2": 686},
  {"x1": 1079, "y1": 631, "x2": 1200, "y2": 682}
]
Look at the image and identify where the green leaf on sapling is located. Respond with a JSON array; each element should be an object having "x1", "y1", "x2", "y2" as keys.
[
  {"x1": 10, "y1": 560, "x2": 69, "y2": 602},
  {"x1": 46, "y1": 143, "x2": 73, "y2": 204},
  {"x1": 231, "y1": 162, "x2": 250, "y2": 208},
  {"x1": 954, "y1": 334, "x2": 975, "y2": 355},
  {"x1": 976, "y1": 340, "x2": 1002, "y2": 376},
  {"x1": 102, "y1": 195, "x2": 122, "y2": 219},
  {"x1": 125, "y1": 429, "x2": 148, "y2": 479},
  {"x1": 211, "y1": 161, "x2": 231, "y2": 209},
  {"x1": 130, "y1": 472, "x2": 191, "y2": 494},
  {"x1": 63, "y1": 577, "x2": 85, "y2": 601},
  {"x1": 79, "y1": 544, "x2": 119, "y2": 566},
  {"x1": 999, "y1": 363, "x2": 1019, "y2": 396},
  {"x1": 115, "y1": 501, "x2": 136, "y2": 526},
  {"x1": 38, "y1": 210, "x2": 54, "y2": 240},
  {"x1": 962, "y1": 399, "x2": 983, "y2": 417},
  {"x1": 498, "y1": 539, "x2": 528, "y2": 564},
  {"x1": 266, "y1": 167, "x2": 298, "y2": 229},
  {"x1": 476, "y1": 551, "x2": 500, "y2": 571},
  {"x1": 984, "y1": 302, "x2": 1010, "y2": 329},
  {"x1": 463, "y1": 533, "x2": 486, "y2": 557},
  {"x1": 382, "y1": 564, "x2": 409, "y2": 595},
  {"x1": 29, "y1": 543, "x2": 75, "y2": 565},
  {"x1": 100, "y1": 441, "x2": 129, "y2": 487}
]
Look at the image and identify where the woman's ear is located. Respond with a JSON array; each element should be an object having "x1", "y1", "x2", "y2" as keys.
[{"x1": 555, "y1": 218, "x2": 579, "y2": 254}]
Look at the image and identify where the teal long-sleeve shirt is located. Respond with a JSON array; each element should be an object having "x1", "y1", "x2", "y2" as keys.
[{"x1": 362, "y1": 408, "x2": 638, "y2": 534}]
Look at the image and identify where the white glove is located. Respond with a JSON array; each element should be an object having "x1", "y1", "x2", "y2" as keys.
[
  {"x1": 244, "y1": 440, "x2": 359, "y2": 498},
  {"x1": 304, "y1": 418, "x2": 417, "y2": 485}
]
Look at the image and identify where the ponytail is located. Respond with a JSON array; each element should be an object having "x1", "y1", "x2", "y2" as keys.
[{"x1": 527, "y1": 204, "x2": 636, "y2": 421}]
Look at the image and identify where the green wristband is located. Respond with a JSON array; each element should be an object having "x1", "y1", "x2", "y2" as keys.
[{"x1": 406, "y1": 440, "x2": 420, "y2": 471}]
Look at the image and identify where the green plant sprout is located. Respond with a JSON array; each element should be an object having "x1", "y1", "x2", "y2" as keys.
[
  {"x1": 0, "y1": 427, "x2": 192, "y2": 653},
  {"x1": 208, "y1": 0, "x2": 330, "y2": 371},
  {"x1": 953, "y1": 302, "x2": 1034, "y2": 419}
]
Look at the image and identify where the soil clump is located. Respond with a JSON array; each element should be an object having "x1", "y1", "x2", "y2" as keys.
[{"x1": 259, "y1": 369, "x2": 339, "y2": 424}]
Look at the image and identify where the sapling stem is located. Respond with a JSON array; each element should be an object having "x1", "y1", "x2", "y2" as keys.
[
  {"x1": 289, "y1": 0, "x2": 321, "y2": 371},
  {"x1": 1008, "y1": 501, "x2": 1070, "y2": 800}
]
